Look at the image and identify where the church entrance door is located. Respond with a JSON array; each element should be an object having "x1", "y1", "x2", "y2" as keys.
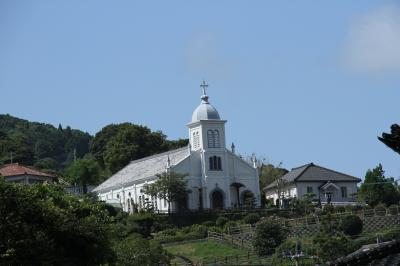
[{"x1": 211, "y1": 190, "x2": 224, "y2": 209}]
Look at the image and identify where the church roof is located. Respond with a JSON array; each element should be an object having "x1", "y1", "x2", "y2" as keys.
[
  {"x1": 92, "y1": 146, "x2": 190, "y2": 193},
  {"x1": 264, "y1": 163, "x2": 360, "y2": 190},
  {"x1": 0, "y1": 163, "x2": 55, "y2": 178},
  {"x1": 191, "y1": 102, "x2": 221, "y2": 122}
]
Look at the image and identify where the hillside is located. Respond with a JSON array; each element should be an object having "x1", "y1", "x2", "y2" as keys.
[
  {"x1": 0, "y1": 114, "x2": 189, "y2": 173},
  {"x1": 0, "y1": 114, "x2": 92, "y2": 170}
]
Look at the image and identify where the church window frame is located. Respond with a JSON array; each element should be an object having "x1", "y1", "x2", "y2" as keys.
[
  {"x1": 213, "y1": 130, "x2": 220, "y2": 148},
  {"x1": 207, "y1": 130, "x2": 214, "y2": 148},
  {"x1": 209, "y1": 155, "x2": 222, "y2": 171}
]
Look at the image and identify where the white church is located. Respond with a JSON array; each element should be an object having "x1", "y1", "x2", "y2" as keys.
[{"x1": 93, "y1": 82, "x2": 261, "y2": 212}]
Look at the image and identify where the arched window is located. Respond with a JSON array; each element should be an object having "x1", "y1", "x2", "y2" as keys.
[
  {"x1": 207, "y1": 130, "x2": 214, "y2": 148},
  {"x1": 209, "y1": 156, "x2": 222, "y2": 171},
  {"x1": 193, "y1": 131, "x2": 200, "y2": 150},
  {"x1": 214, "y1": 130, "x2": 220, "y2": 148}
]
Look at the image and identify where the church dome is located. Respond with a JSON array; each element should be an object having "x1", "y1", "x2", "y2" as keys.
[
  {"x1": 191, "y1": 81, "x2": 221, "y2": 123},
  {"x1": 191, "y1": 102, "x2": 221, "y2": 122}
]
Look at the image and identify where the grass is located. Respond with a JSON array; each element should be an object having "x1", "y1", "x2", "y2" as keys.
[{"x1": 165, "y1": 240, "x2": 249, "y2": 263}]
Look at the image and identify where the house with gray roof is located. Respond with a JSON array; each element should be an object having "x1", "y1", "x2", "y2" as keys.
[
  {"x1": 264, "y1": 163, "x2": 361, "y2": 206},
  {"x1": 93, "y1": 82, "x2": 261, "y2": 212}
]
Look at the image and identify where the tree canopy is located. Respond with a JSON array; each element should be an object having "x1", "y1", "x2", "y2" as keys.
[
  {"x1": 0, "y1": 114, "x2": 91, "y2": 169},
  {"x1": 0, "y1": 179, "x2": 115, "y2": 265},
  {"x1": 90, "y1": 123, "x2": 188, "y2": 173},
  {"x1": 65, "y1": 156, "x2": 101, "y2": 193},
  {"x1": 143, "y1": 171, "x2": 189, "y2": 213},
  {"x1": 379, "y1": 124, "x2": 400, "y2": 155},
  {"x1": 359, "y1": 164, "x2": 400, "y2": 206}
]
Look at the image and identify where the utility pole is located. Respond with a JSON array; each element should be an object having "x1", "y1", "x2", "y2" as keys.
[
  {"x1": 10, "y1": 152, "x2": 13, "y2": 164},
  {"x1": 73, "y1": 148, "x2": 77, "y2": 162}
]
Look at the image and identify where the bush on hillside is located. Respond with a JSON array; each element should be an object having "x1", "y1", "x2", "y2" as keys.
[
  {"x1": 375, "y1": 203, "x2": 387, "y2": 216},
  {"x1": 340, "y1": 215, "x2": 363, "y2": 236},
  {"x1": 153, "y1": 225, "x2": 208, "y2": 244},
  {"x1": 216, "y1": 216, "x2": 229, "y2": 227},
  {"x1": 252, "y1": 219, "x2": 288, "y2": 256},
  {"x1": 223, "y1": 221, "x2": 239, "y2": 233},
  {"x1": 202, "y1": 220, "x2": 215, "y2": 227},
  {"x1": 243, "y1": 213, "x2": 260, "y2": 224},
  {"x1": 335, "y1": 206, "x2": 346, "y2": 213}
]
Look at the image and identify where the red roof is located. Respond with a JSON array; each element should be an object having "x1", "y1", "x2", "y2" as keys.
[{"x1": 0, "y1": 163, "x2": 56, "y2": 178}]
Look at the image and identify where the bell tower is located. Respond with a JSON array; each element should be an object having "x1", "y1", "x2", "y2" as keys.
[{"x1": 187, "y1": 81, "x2": 226, "y2": 152}]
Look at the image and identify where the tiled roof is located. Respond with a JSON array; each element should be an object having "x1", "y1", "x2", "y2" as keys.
[
  {"x1": 0, "y1": 163, "x2": 56, "y2": 178},
  {"x1": 264, "y1": 163, "x2": 360, "y2": 190},
  {"x1": 93, "y1": 146, "x2": 190, "y2": 193}
]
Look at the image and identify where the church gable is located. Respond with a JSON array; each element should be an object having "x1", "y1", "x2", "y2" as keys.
[{"x1": 227, "y1": 151, "x2": 256, "y2": 177}]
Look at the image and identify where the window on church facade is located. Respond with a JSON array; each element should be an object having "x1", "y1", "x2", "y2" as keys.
[
  {"x1": 209, "y1": 155, "x2": 222, "y2": 171},
  {"x1": 207, "y1": 129, "x2": 220, "y2": 148},
  {"x1": 207, "y1": 130, "x2": 214, "y2": 148},
  {"x1": 214, "y1": 130, "x2": 220, "y2": 148},
  {"x1": 193, "y1": 131, "x2": 200, "y2": 150}
]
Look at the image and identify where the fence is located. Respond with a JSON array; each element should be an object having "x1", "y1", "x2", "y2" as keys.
[
  {"x1": 207, "y1": 231, "x2": 253, "y2": 249},
  {"x1": 282, "y1": 206, "x2": 400, "y2": 236}
]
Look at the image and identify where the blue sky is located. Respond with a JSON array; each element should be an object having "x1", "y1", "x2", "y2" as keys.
[{"x1": 1, "y1": 1, "x2": 400, "y2": 179}]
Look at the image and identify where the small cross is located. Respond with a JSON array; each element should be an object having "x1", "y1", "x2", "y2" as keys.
[{"x1": 200, "y1": 80, "x2": 208, "y2": 95}]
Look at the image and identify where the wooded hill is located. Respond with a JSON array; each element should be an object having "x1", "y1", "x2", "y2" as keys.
[{"x1": 0, "y1": 114, "x2": 188, "y2": 173}]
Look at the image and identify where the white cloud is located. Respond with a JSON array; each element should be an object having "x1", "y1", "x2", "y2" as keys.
[
  {"x1": 343, "y1": 5, "x2": 400, "y2": 73},
  {"x1": 183, "y1": 32, "x2": 234, "y2": 81}
]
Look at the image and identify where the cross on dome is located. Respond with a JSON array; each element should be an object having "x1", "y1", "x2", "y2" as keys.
[{"x1": 200, "y1": 80, "x2": 209, "y2": 103}]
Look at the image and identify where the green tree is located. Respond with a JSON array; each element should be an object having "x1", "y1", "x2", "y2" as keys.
[
  {"x1": 143, "y1": 171, "x2": 188, "y2": 213},
  {"x1": 259, "y1": 163, "x2": 288, "y2": 208},
  {"x1": 298, "y1": 192, "x2": 316, "y2": 214},
  {"x1": 259, "y1": 162, "x2": 289, "y2": 188},
  {"x1": 91, "y1": 123, "x2": 188, "y2": 173},
  {"x1": 0, "y1": 114, "x2": 91, "y2": 169},
  {"x1": 66, "y1": 156, "x2": 100, "y2": 194},
  {"x1": 113, "y1": 234, "x2": 170, "y2": 266},
  {"x1": 341, "y1": 215, "x2": 363, "y2": 236},
  {"x1": 0, "y1": 179, "x2": 116, "y2": 265},
  {"x1": 252, "y1": 218, "x2": 288, "y2": 255},
  {"x1": 359, "y1": 164, "x2": 400, "y2": 206},
  {"x1": 379, "y1": 124, "x2": 400, "y2": 155},
  {"x1": 312, "y1": 214, "x2": 352, "y2": 262}
]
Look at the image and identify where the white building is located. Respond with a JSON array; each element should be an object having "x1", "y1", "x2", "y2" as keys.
[
  {"x1": 264, "y1": 163, "x2": 361, "y2": 206},
  {"x1": 93, "y1": 82, "x2": 261, "y2": 212}
]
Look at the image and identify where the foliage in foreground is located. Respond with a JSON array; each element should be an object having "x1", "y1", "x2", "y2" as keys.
[
  {"x1": 340, "y1": 214, "x2": 363, "y2": 236},
  {"x1": 143, "y1": 171, "x2": 189, "y2": 213},
  {"x1": 0, "y1": 179, "x2": 115, "y2": 265},
  {"x1": 0, "y1": 180, "x2": 171, "y2": 266},
  {"x1": 252, "y1": 218, "x2": 288, "y2": 255}
]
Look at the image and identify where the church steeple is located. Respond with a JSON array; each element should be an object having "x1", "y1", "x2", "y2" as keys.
[{"x1": 188, "y1": 81, "x2": 227, "y2": 151}]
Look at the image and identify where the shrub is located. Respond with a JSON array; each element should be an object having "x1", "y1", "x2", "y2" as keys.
[
  {"x1": 375, "y1": 203, "x2": 387, "y2": 216},
  {"x1": 127, "y1": 213, "x2": 154, "y2": 237},
  {"x1": 345, "y1": 205, "x2": 358, "y2": 212},
  {"x1": 223, "y1": 221, "x2": 238, "y2": 233},
  {"x1": 243, "y1": 213, "x2": 260, "y2": 224},
  {"x1": 113, "y1": 234, "x2": 170, "y2": 265},
  {"x1": 335, "y1": 206, "x2": 346, "y2": 213},
  {"x1": 202, "y1": 221, "x2": 215, "y2": 227},
  {"x1": 322, "y1": 204, "x2": 334, "y2": 214},
  {"x1": 216, "y1": 216, "x2": 229, "y2": 227},
  {"x1": 340, "y1": 215, "x2": 363, "y2": 236},
  {"x1": 152, "y1": 225, "x2": 208, "y2": 244},
  {"x1": 313, "y1": 233, "x2": 352, "y2": 261},
  {"x1": 252, "y1": 219, "x2": 288, "y2": 256}
]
